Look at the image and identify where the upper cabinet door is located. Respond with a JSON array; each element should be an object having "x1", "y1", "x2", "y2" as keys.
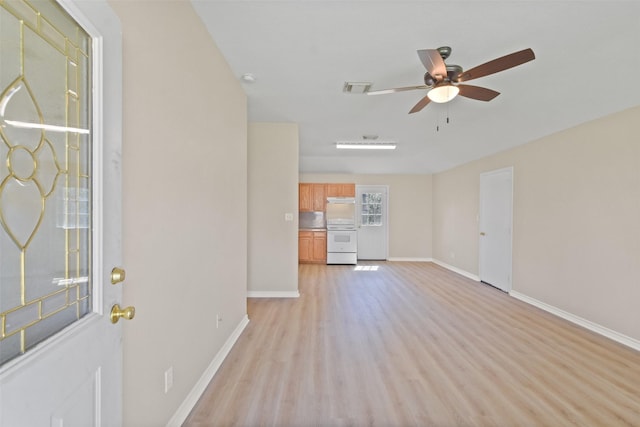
[
  {"x1": 326, "y1": 184, "x2": 341, "y2": 198},
  {"x1": 327, "y1": 183, "x2": 355, "y2": 197},
  {"x1": 341, "y1": 183, "x2": 356, "y2": 197},
  {"x1": 312, "y1": 184, "x2": 326, "y2": 211},
  {"x1": 299, "y1": 183, "x2": 313, "y2": 211}
]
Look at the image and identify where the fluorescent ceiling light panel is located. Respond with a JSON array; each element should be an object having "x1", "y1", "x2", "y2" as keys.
[{"x1": 336, "y1": 141, "x2": 397, "y2": 150}]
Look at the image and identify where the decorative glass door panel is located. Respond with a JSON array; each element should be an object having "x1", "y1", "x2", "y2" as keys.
[
  {"x1": 0, "y1": 0, "x2": 92, "y2": 366},
  {"x1": 360, "y1": 192, "x2": 383, "y2": 226},
  {"x1": 356, "y1": 186, "x2": 388, "y2": 260}
]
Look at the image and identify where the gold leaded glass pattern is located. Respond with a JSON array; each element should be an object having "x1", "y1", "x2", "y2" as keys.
[
  {"x1": 0, "y1": 0, "x2": 92, "y2": 366},
  {"x1": 361, "y1": 192, "x2": 383, "y2": 226}
]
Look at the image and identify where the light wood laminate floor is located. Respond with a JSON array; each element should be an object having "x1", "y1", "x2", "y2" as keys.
[{"x1": 184, "y1": 262, "x2": 640, "y2": 426}]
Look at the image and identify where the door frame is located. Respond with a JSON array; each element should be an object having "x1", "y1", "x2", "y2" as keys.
[{"x1": 478, "y1": 167, "x2": 513, "y2": 292}]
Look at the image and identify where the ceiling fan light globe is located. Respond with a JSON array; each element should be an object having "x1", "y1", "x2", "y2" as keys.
[{"x1": 427, "y1": 85, "x2": 460, "y2": 103}]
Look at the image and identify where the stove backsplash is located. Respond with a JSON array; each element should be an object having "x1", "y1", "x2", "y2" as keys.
[{"x1": 299, "y1": 211, "x2": 326, "y2": 229}]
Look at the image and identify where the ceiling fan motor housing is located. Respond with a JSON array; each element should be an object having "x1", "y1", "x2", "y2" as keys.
[
  {"x1": 424, "y1": 65, "x2": 463, "y2": 86},
  {"x1": 437, "y1": 46, "x2": 452, "y2": 60}
]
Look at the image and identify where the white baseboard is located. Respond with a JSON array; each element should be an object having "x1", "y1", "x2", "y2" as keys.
[
  {"x1": 510, "y1": 291, "x2": 640, "y2": 352},
  {"x1": 387, "y1": 257, "x2": 433, "y2": 262},
  {"x1": 247, "y1": 290, "x2": 300, "y2": 298},
  {"x1": 166, "y1": 314, "x2": 250, "y2": 427},
  {"x1": 431, "y1": 259, "x2": 481, "y2": 282}
]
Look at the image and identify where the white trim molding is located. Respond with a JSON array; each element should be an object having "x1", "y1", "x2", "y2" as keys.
[
  {"x1": 167, "y1": 314, "x2": 250, "y2": 427},
  {"x1": 510, "y1": 291, "x2": 640, "y2": 352},
  {"x1": 387, "y1": 257, "x2": 433, "y2": 262},
  {"x1": 247, "y1": 291, "x2": 300, "y2": 298},
  {"x1": 431, "y1": 259, "x2": 481, "y2": 282}
]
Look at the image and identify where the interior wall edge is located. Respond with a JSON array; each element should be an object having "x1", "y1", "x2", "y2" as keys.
[
  {"x1": 166, "y1": 315, "x2": 250, "y2": 427},
  {"x1": 510, "y1": 292, "x2": 640, "y2": 352},
  {"x1": 433, "y1": 259, "x2": 640, "y2": 352},
  {"x1": 248, "y1": 122, "x2": 299, "y2": 294},
  {"x1": 431, "y1": 258, "x2": 481, "y2": 282},
  {"x1": 247, "y1": 291, "x2": 300, "y2": 298}
]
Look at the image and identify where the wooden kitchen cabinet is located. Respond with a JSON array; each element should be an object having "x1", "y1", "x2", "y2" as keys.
[
  {"x1": 312, "y1": 231, "x2": 326, "y2": 262},
  {"x1": 326, "y1": 183, "x2": 355, "y2": 197},
  {"x1": 299, "y1": 183, "x2": 313, "y2": 212},
  {"x1": 300, "y1": 182, "x2": 354, "y2": 214},
  {"x1": 298, "y1": 230, "x2": 326, "y2": 264},
  {"x1": 298, "y1": 231, "x2": 313, "y2": 261},
  {"x1": 312, "y1": 184, "x2": 326, "y2": 211},
  {"x1": 299, "y1": 183, "x2": 326, "y2": 212}
]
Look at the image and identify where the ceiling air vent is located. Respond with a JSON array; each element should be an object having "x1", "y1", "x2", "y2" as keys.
[{"x1": 343, "y1": 82, "x2": 372, "y2": 94}]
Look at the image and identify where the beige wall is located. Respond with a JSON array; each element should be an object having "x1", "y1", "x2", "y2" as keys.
[
  {"x1": 248, "y1": 123, "x2": 299, "y2": 294},
  {"x1": 110, "y1": 1, "x2": 248, "y2": 426},
  {"x1": 433, "y1": 106, "x2": 640, "y2": 341},
  {"x1": 300, "y1": 174, "x2": 433, "y2": 260}
]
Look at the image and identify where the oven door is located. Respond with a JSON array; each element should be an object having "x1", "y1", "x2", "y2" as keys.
[{"x1": 327, "y1": 230, "x2": 357, "y2": 253}]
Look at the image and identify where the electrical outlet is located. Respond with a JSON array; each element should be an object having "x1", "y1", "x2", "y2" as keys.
[
  {"x1": 164, "y1": 367, "x2": 173, "y2": 393},
  {"x1": 216, "y1": 313, "x2": 223, "y2": 329},
  {"x1": 284, "y1": 213, "x2": 293, "y2": 221}
]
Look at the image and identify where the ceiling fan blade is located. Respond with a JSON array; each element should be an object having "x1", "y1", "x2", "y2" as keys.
[
  {"x1": 417, "y1": 49, "x2": 447, "y2": 80},
  {"x1": 457, "y1": 84, "x2": 500, "y2": 101},
  {"x1": 455, "y1": 48, "x2": 535, "y2": 82},
  {"x1": 409, "y1": 94, "x2": 431, "y2": 114},
  {"x1": 367, "y1": 85, "x2": 430, "y2": 95}
]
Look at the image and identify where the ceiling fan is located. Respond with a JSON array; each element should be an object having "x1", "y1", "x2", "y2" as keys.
[{"x1": 367, "y1": 46, "x2": 535, "y2": 114}]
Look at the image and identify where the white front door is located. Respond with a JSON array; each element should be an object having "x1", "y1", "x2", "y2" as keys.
[
  {"x1": 479, "y1": 167, "x2": 513, "y2": 292},
  {"x1": 356, "y1": 185, "x2": 388, "y2": 260},
  {"x1": 0, "y1": 1, "x2": 124, "y2": 425}
]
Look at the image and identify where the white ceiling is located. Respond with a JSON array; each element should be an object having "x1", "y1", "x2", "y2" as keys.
[{"x1": 192, "y1": 1, "x2": 640, "y2": 174}]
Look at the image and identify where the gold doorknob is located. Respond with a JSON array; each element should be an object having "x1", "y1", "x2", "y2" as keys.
[
  {"x1": 111, "y1": 267, "x2": 126, "y2": 284},
  {"x1": 480, "y1": 232, "x2": 486, "y2": 236},
  {"x1": 110, "y1": 304, "x2": 136, "y2": 324}
]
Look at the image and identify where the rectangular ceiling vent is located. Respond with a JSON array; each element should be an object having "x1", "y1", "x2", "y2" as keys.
[{"x1": 343, "y1": 82, "x2": 372, "y2": 94}]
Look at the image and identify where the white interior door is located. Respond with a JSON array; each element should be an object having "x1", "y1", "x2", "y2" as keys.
[
  {"x1": 0, "y1": 1, "x2": 124, "y2": 425},
  {"x1": 479, "y1": 167, "x2": 513, "y2": 292},
  {"x1": 356, "y1": 185, "x2": 388, "y2": 260}
]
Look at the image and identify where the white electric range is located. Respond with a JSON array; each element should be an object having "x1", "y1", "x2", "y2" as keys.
[{"x1": 326, "y1": 197, "x2": 357, "y2": 265}]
